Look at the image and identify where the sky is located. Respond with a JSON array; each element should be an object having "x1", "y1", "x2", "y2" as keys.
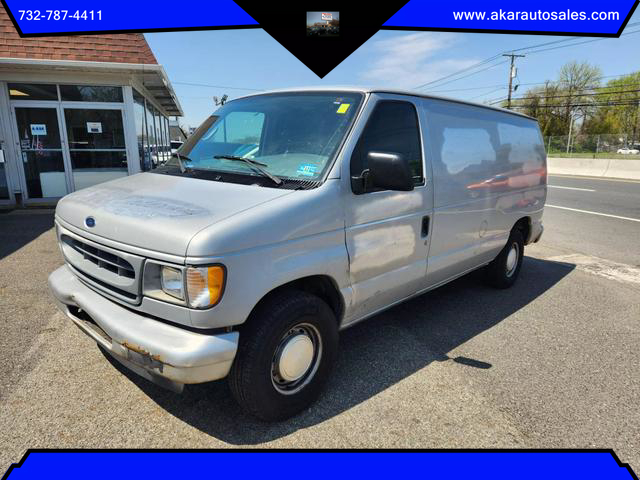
[{"x1": 146, "y1": 8, "x2": 640, "y2": 129}]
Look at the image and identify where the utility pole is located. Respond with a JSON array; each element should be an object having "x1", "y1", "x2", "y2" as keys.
[
  {"x1": 503, "y1": 53, "x2": 525, "y2": 109},
  {"x1": 566, "y1": 112, "x2": 574, "y2": 154}
]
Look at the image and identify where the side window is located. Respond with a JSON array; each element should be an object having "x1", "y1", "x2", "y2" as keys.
[{"x1": 351, "y1": 100, "x2": 423, "y2": 192}]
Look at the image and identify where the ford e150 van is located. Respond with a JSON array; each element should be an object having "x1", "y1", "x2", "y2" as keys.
[{"x1": 48, "y1": 88, "x2": 546, "y2": 420}]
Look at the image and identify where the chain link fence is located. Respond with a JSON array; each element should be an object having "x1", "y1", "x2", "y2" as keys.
[{"x1": 545, "y1": 134, "x2": 640, "y2": 158}]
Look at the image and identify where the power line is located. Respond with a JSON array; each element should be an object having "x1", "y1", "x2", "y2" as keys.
[
  {"x1": 512, "y1": 101, "x2": 640, "y2": 109},
  {"x1": 172, "y1": 81, "x2": 263, "y2": 91},
  {"x1": 468, "y1": 87, "x2": 506, "y2": 100},
  {"x1": 420, "y1": 60, "x2": 510, "y2": 90},
  {"x1": 519, "y1": 81, "x2": 640, "y2": 91},
  {"x1": 414, "y1": 54, "x2": 503, "y2": 90},
  {"x1": 512, "y1": 88, "x2": 640, "y2": 102},
  {"x1": 433, "y1": 74, "x2": 640, "y2": 93},
  {"x1": 512, "y1": 21, "x2": 640, "y2": 56},
  {"x1": 430, "y1": 84, "x2": 505, "y2": 93},
  {"x1": 414, "y1": 35, "x2": 577, "y2": 91},
  {"x1": 485, "y1": 96, "x2": 509, "y2": 105},
  {"x1": 413, "y1": 24, "x2": 640, "y2": 92},
  {"x1": 475, "y1": 83, "x2": 640, "y2": 104},
  {"x1": 481, "y1": 78, "x2": 640, "y2": 105},
  {"x1": 524, "y1": 29, "x2": 640, "y2": 55},
  {"x1": 504, "y1": 84, "x2": 640, "y2": 104}
]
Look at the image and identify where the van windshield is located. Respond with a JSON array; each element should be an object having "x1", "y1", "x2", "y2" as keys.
[{"x1": 162, "y1": 92, "x2": 363, "y2": 186}]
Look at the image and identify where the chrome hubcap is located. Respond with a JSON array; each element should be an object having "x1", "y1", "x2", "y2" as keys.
[
  {"x1": 271, "y1": 323, "x2": 322, "y2": 395},
  {"x1": 506, "y1": 242, "x2": 519, "y2": 277},
  {"x1": 278, "y1": 334, "x2": 314, "y2": 382}
]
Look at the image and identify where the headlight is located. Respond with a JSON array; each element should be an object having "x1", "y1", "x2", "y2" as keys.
[
  {"x1": 160, "y1": 266, "x2": 184, "y2": 300},
  {"x1": 144, "y1": 262, "x2": 225, "y2": 308},
  {"x1": 186, "y1": 265, "x2": 225, "y2": 309}
]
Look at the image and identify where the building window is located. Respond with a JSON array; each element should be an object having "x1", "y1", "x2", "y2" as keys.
[
  {"x1": 153, "y1": 107, "x2": 164, "y2": 164},
  {"x1": 155, "y1": 108, "x2": 164, "y2": 163},
  {"x1": 133, "y1": 89, "x2": 151, "y2": 171},
  {"x1": 162, "y1": 116, "x2": 170, "y2": 162},
  {"x1": 8, "y1": 83, "x2": 58, "y2": 101},
  {"x1": 63, "y1": 108, "x2": 128, "y2": 189},
  {"x1": 60, "y1": 85, "x2": 123, "y2": 102},
  {"x1": 145, "y1": 103, "x2": 158, "y2": 168},
  {"x1": 63, "y1": 109, "x2": 126, "y2": 149}
]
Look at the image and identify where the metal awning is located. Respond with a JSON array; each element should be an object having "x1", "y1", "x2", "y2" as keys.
[{"x1": 0, "y1": 58, "x2": 183, "y2": 116}]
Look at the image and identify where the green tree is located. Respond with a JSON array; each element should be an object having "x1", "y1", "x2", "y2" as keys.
[
  {"x1": 557, "y1": 61, "x2": 602, "y2": 133},
  {"x1": 587, "y1": 72, "x2": 640, "y2": 144},
  {"x1": 510, "y1": 61, "x2": 602, "y2": 137}
]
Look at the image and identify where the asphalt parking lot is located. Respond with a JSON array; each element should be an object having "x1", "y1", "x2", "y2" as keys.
[{"x1": 1, "y1": 174, "x2": 639, "y2": 472}]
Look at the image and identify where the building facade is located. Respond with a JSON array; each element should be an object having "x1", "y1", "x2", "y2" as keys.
[{"x1": 0, "y1": 6, "x2": 182, "y2": 206}]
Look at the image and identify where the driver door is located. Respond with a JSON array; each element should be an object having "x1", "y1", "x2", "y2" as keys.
[{"x1": 342, "y1": 94, "x2": 434, "y2": 325}]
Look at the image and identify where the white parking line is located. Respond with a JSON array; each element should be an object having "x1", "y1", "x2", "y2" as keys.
[
  {"x1": 548, "y1": 185, "x2": 595, "y2": 192},
  {"x1": 548, "y1": 253, "x2": 640, "y2": 286},
  {"x1": 546, "y1": 204, "x2": 640, "y2": 223}
]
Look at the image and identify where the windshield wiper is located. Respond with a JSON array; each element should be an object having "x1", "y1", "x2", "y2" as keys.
[{"x1": 214, "y1": 155, "x2": 282, "y2": 186}]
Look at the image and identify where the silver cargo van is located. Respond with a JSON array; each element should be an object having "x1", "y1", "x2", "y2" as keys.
[{"x1": 49, "y1": 88, "x2": 546, "y2": 420}]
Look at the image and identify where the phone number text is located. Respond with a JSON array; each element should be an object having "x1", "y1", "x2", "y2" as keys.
[{"x1": 18, "y1": 10, "x2": 102, "y2": 21}]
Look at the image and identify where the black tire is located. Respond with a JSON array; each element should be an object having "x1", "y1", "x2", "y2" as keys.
[
  {"x1": 229, "y1": 289, "x2": 339, "y2": 421},
  {"x1": 485, "y1": 229, "x2": 524, "y2": 289}
]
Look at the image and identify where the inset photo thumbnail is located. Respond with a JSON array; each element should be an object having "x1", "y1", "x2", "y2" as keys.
[{"x1": 306, "y1": 11, "x2": 339, "y2": 37}]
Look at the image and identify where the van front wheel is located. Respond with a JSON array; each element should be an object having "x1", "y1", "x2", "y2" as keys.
[
  {"x1": 228, "y1": 290, "x2": 338, "y2": 421},
  {"x1": 485, "y1": 229, "x2": 524, "y2": 289}
]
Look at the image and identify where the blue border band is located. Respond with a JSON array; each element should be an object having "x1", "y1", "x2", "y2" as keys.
[
  {"x1": 2, "y1": 450, "x2": 639, "y2": 480},
  {"x1": 4, "y1": 0, "x2": 638, "y2": 36}
]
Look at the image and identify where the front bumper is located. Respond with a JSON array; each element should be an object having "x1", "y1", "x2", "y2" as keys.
[{"x1": 48, "y1": 265, "x2": 239, "y2": 391}]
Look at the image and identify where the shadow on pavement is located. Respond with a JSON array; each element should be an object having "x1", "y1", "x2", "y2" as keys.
[
  {"x1": 106, "y1": 255, "x2": 575, "y2": 443},
  {"x1": 0, "y1": 209, "x2": 55, "y2": 260}
]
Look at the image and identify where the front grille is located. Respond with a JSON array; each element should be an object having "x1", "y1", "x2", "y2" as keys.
[
  {"x1": 59, "y1": 233, "x2": 143, "y2": 304},
  {"x1": 64, "y1": 236, "x2": 135, "y2": 279},
  {"x1": 71, "y1": 266, "x2": 138, "y2": 300}
]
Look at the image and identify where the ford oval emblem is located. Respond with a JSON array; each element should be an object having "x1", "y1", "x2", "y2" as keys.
[{"x1": 85, "y1": 216, "x2": 96, "y2": 228}]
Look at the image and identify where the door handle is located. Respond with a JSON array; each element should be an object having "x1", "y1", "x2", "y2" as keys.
[{"x1": 421, "y1": 216, "x2": 430, "y2": 238}]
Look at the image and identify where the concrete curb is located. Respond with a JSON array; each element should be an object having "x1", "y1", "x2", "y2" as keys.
[{"x1": 547, "y1": 157, "x2": 640, "y2": 180}]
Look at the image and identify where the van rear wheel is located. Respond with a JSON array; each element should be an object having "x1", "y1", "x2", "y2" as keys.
[
  {"x1": 485, "y1": 229, "x2": 524, "y2": 289},
  {"x1": 228, "y1": 290, "x2": 338, "y2": 421}
]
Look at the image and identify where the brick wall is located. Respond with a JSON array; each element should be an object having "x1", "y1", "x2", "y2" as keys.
[{"x1": 0, "y1": 5, "x2": 157, "y2": 64}]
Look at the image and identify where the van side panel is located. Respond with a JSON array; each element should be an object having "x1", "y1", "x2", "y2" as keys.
[{"x1": 422, "y1": 99, "x2": 546, "y2": 287}]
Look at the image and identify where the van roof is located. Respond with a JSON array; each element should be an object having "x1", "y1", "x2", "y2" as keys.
[{"x1": 234, "y1": 86, "x2": 536, "y2": 121}]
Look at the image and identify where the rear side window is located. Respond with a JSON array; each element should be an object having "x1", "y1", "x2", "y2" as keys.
[
  {"x1": 351, "y1": 101, "x2": 423, "y2": 191},
  {"x1": 424, "y1": 99, "x2": 545, "y2": 207}
]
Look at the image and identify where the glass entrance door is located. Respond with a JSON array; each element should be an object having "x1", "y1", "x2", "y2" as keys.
[
  {"x1": 63, "y1": 107, "x2": 128, "y2": 191},
  {"x1": 13, "y1": 106, "x2": 69, "y2": 199},
  {"x1": 12, "y1": 105, "x2": 129, "y2": 200}
]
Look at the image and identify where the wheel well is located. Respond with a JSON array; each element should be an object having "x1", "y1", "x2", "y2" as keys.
[
  {"x1": 513, "y1": 217, "x2": 531, "y2": 243},
  {"x1": 251, "y1": 275, "x2": 345, "y2": 324}
]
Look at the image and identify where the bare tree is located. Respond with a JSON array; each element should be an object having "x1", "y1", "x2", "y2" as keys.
[{"x1": 557, "y1": 61, "x2": 602, "y2": 131}]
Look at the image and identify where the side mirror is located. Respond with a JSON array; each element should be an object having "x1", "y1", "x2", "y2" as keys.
[{"x1": 367, "y1": 151, "x2": 414, "y2": 192}]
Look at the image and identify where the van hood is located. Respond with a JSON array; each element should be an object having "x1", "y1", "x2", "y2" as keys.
[{"x1": 55, "y1": 173, "x2": 294, "y2": 257}]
